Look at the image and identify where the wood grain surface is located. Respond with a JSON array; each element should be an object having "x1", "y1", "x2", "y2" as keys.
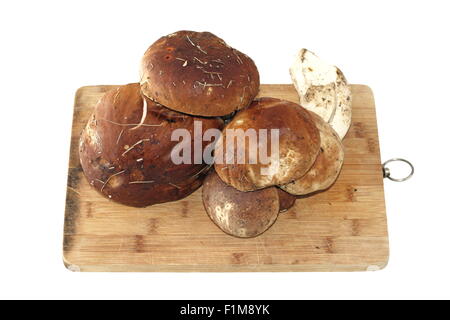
[{"x1": 63, "y1": 84, "x2": 389, "y2": 272}]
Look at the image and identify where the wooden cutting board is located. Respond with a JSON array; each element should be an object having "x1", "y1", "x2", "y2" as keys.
[{"x1": 63, "y1": 84, "x2": 388, "y2": 272}]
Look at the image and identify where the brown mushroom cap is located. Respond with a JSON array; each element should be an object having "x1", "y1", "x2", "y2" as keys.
[
  {"x1": 140, "y1": 30, "x2": 260, "y2": 117},
  {"x1": 214, "y1": 97, "x2": 321, "y2": 191},
  {"x1": 202, "y1": 170, "x2": 280, "y2": 238},
  {"x1": 79, "y1": 83, "x2": 223, "y2": 207},
  {"x1": 277, "y1": 188, "x2": 297, "y2": 213},
  {"x1": 280, "y1": 112, "x2": 344, "y2": 195}
]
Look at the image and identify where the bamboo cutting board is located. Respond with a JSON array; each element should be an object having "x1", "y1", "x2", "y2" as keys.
[{"x1": 63, "y1": 84, "x2": 389, "y2": 272}]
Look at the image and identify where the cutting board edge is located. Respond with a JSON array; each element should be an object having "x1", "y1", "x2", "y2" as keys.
[{"x1": 62, "y1": 258, "x2": 390, "y2": 273}]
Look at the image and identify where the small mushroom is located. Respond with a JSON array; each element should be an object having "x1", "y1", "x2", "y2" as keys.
[
  {"x1": 281, "y1": 112, "x2": 344, "y2": 195},
  {"x1": 202, "y1": 170, "x2": 281, "y2": 238}
]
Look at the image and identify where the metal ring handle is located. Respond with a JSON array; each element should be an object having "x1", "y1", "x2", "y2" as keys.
[{"x1": 382, "y1": 158, "x2": 414, "y2": 182}]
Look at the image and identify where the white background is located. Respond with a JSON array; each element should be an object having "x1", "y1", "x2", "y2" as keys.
[{"x1": 0, "y1": 0, "x2": 448, "y2": 299}]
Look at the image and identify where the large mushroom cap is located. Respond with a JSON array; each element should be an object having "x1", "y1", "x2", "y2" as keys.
[
  {"x1": 79, "y1": 83, "x2": 223, "y2": 207},
  {"x1": 140, "y1": 30, "x2": 260, "y2": 117},
  {"x1": 214, "y1": 97, "x2": 321, "y2": 191}
]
